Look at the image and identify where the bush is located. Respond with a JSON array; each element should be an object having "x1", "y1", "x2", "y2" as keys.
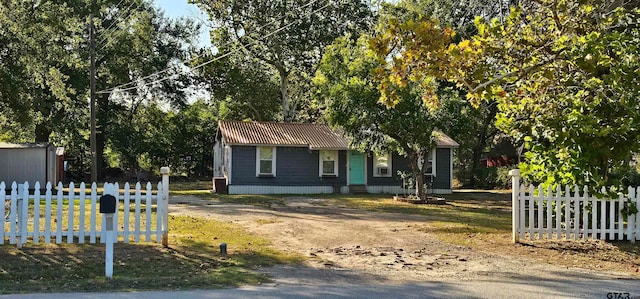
[
  {"x1": 472, "y1": 166, "x2": 512, "y2": 189},
  {"x1": 611, "y1": 166, "x2": 640, "y2": 188}
]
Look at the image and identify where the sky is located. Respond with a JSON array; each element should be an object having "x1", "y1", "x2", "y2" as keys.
[{"x1": 153, "y1": 0, "x2": 212, "y2": 47}]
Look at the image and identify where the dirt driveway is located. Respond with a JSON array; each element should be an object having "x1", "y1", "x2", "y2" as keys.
[{"x1": 168, "y1": 195, "x2": 633, "y2": 284}]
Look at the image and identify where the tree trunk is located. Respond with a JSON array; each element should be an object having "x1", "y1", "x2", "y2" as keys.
[
  {"x1": 34, "y1": 123, "x2": 51, "y2": 143},
  {"x1": 96, "y1": 93, "x2": 109, "y2": 180},
  {"x1": 278, "y1": 67, "x2": 293, "y2": 122},
  {"x1": 469, "y1": 102, "x2": 499, "y2": 187},
  {"x1": 410, "y1": 151, "x2": 426, "y2": 200},
  {"x1": 600, "y1": 156, "x2": 610, "y2": 184}
]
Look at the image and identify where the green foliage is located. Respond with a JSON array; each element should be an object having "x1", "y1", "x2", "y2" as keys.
[
  {"x1": 1, "y1": 0, "x2": 202, "y2": 178},
  {"x1": 108, "y1": 100, "x2": 217, "y2": 177},
  {"x1": 192, "y1": 0, "x2": 374, "y2": 121},
  {"x1": 373, "y1": 0, "x2": 510, "y2": 188},
  {"x1": 389, "y1": 0, "x2": 519, "y2": 38},
  {"x1": 609, "y1": 166, "x2": 640, "y2": 189},
  {"x1": 192, "y1": 49, "x2": 280, "y2": 121},
  {"x1": 369, "y1": 0, "x2": 640, "y2": 194},
  {"x1": 315, "y1": 34, "x2": 457, "y2": 199},
  {"x1": 462, "y1": 1, "x2": 640, "y2": 193},
  {"x1": 94, "y1": 1, "x2": 200, "y2": 176},
  {"x1": 171, "y1": 100, "x2": 218, "y2": 176},
  {"x1": 472, "y1": 166, "x2": 512, "y2": 190},
  {"x1": 0, "y1": 0, "x2": 88, "y2": 141},
  {"x1": 622, "y1": 199, "x2": 639, "y2": 222}
]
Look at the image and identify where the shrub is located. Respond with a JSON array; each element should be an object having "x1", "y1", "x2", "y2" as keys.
[{"x1": 472, "y1": 166, "x2": 512, "y2": 189}]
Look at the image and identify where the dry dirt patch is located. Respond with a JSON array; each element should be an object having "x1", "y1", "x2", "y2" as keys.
[{"x1": 169, "y1": 195, "x2": 640, "y2": 283}]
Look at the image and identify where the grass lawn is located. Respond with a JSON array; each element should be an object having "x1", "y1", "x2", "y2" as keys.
[{"x1": 0, "y1": 214, "x2": 303, "y2": 294}]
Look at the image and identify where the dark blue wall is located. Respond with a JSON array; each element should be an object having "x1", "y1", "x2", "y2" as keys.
[
  {"x1": 366, "y1": 154, "x2": 411, "y2": 186},
  {"x1": 432, "y1": 148, "x2": 452, "y2": 190},
  {"x1": 366, "y1": 149, "x2": 452, "y2": 189},
  {"x1": 230, "y1": 145, "x2": 452, "y2": 190},
  {"x1": 230, "y1": 146, "x2": 347, "y2": 186}
]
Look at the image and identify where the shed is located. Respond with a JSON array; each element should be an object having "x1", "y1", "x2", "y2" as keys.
[{"x1": 0, "y1": 143, "x2": 64, "y2": 185}]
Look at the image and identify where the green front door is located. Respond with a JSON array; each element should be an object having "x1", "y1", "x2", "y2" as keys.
[{"x1": 349, "y1": 151, "x2": 365, "y2": 185}]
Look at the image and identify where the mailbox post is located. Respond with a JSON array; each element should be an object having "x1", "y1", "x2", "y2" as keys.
[{"x1": 100, "y1": 194, "x2": 116, "y2": 279}]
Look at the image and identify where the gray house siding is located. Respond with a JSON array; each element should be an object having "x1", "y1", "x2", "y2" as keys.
[
  {"x1": 230, "y1": 146, "x2": 347, "y2": 186},
  {"x1": 431, "y1": 148, "x2": 452, "y2": 190},
  {"x1": 366, "y1": 154, "x2": 411, "y2": 186},
  {"x1": 366, "y1": 149, "x2": 452, "y2": 190}
]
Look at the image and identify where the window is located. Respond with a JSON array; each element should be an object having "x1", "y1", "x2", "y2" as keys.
[
  {"x1": 256, "y1": 147, "x2": 276, "y2": 176},
  {"x1": 373, "y1": 152, "x2": 392, "y2": 177},
  {"x1": 424, "y1": 150, "x2": 436, "y2": 176},
  {"x1": 319, "y1": 150, "x2": 338, "y2": 177}
]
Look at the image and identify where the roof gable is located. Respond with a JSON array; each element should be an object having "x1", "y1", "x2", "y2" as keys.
[{"x1": 433, "y1": 131, "x2": 460, "y2": 148}]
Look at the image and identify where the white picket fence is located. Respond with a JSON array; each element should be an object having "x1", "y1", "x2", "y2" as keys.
[
  {"x1": 1, "y1": 169, "x2": 169, "y2": 248},
  {"x1": 510, "y1": 170, "x2": 640, "y2": 243}
]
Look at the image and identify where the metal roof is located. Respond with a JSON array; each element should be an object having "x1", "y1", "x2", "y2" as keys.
[
  {"x1": 0, "y1": 142, "x2": 52, "y2": 149},
  {"x1": 218, "y1": 121, "x2": 459, "y2": 149},
  {"x1": 433, "y1": 131, "x2": 460, "y2": 148},
  {"x1": 218, "y1": 121, "x2": 350, "y2": 150}
]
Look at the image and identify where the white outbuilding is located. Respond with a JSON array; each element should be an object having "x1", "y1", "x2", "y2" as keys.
[{"x1": 0, "y1": 143, "x2": 64, "y2": 185}]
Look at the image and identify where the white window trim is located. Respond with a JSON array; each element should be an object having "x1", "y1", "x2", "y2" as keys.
[
  {"x1": 318, "y1": 150, "x2": 339, "y2": 177},
  {"x1": 226, "y1": 145, "x2": 233, "y2": 184},
  {"x1": 256, "y1": 146, "x2": 276, "y2": 177},
  {"x1": 425, "y1": 149, "x2": 436, "y2": 176},
  {"x1": 373, "y1": 152, "x2": 392, "y2": 178}
]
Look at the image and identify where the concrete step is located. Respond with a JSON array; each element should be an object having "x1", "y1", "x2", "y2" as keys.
[{"x1": 349, "y1": 185, "x2": 368, "y2": 194}]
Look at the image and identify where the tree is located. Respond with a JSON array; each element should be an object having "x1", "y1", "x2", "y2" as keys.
[
  {"x1": 192, "y1": 0, "x2": 374, "y2": 121},
  {"x1": 94, "y1": 0, "x2": 200, "y2": 177},
  {"x1": 388, "y1": 0, "x2": 520, "y2": 37},
  {"x1": 315, "y1": 35, "x2": 455, "y2": 200},
  {"x1": 379, "y1": 0, "x2": 519, "y2": 187},
  {"x1": 370, "y1": 0, "x2": 640, "y2": 191},
  {"x1": 171, "y1": 100, "x2": 218, "y2": 177},
  {"x1": 0, "y1": 0, "x2": 88, "y2": 142},
  {"x1": 192, "y1": 48, "x2": 281, "y2": 121},
  {"x1": 1, "y1": 0, "x2": 200, "y2": 178}
]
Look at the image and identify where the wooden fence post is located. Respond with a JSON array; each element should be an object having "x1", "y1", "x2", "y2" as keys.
[
  {"x1": 509, "y1": 169, "x2": 521, "y2": 243},
  {"x1": 160, "y1": 167, "x2": 170, "y2": 247}
]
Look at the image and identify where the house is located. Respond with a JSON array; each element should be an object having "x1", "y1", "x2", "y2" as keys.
[
  {"x1": 213, "y1": 121, "x2": 459, "y2": 195},
  {"x1": 0, "y1": 143, "x2": 65, "y2": 185},
  {"x1": 479, "y1": 138, "x2": 522, "y2": 168}
]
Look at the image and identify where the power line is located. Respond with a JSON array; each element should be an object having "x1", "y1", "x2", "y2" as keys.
[
  {"x1": 98, "y1": 0, "x2": 144, "y2": 48},
  {"x1": 98, "y1": 0, "x2": 324, "y2": 93},
  {"x1": 99, "y1": 0, "x2": 136, "y2": 35},
  {"x1": 110, "y1": 0, "x2": 127, "y2": 16},
  {"x1": 97, "y1": 0, "x2": 127, "y2": 36},
  {"x1": 96, "y1": 0, "x2": 328, "y2": 94}
]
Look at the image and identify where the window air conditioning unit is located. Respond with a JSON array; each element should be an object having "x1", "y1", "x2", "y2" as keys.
[{"x1": 378, "y1": 167, "x2": 388, "y2": 175}]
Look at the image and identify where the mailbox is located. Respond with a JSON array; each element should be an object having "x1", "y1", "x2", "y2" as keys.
[{"x1": 100, "y1": 195, "x2": 117, "y2": 214}]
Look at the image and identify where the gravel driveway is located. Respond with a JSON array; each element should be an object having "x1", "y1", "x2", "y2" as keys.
[{"x1": 168, "y1": 195, "x2": 633, "y2": 284}]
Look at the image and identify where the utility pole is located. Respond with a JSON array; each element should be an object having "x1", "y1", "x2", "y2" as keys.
[{"x1": 90, "y1": 13, "x2": 98, "y2": 182}]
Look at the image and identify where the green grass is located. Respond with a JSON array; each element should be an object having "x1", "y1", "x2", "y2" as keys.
[
  {"x1": 328, "y1": 194, "x2": 511, "y2": 231},
  {"x1": 0, "y1": 214, "x2": 303, "y2": 294},
  {"x1": 169, "y1": 180, "x2": 212, "y2": 195}
]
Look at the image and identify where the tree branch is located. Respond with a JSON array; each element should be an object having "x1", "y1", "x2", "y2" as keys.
[
  {"x1": 470, "y1": 58, "x2": 556, "y2": 93},
  {"x1": 551, "y1": 0, "x2": 563, "y2": 31}
]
